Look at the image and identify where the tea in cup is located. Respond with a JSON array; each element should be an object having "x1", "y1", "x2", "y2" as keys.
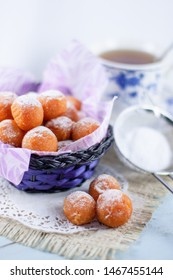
[{"x1": 98, "y1": 44, "x2": 168, "y2": 105}]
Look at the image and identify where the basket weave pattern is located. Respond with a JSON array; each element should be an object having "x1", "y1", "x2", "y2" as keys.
[{"x1": 15, "y1": 125, "x2": 113, "y2": 192}]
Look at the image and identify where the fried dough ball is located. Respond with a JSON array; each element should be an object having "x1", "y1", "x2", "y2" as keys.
[
  {"x1": 96, "y1": 189, "x2": 133, "y2": 228},
  {"x1": 11, "y1": 95, "x2": 43, "y2": 131},
  {"x1": 62, "y1": 102, "x2": 79, "y2": 122},
  {"x1": 63, "y1": 191, "x2": 96, "y2": 225},
  {"x1": 0, "y1": 119, "x2": 24, "y2": 147},
  {"x1": 38, "y1": 90, "x2": 67, "y2": 121},
  {"x1": 22, "y1": 126, "x2": 58, "y2": 152},
  {"x1": 89, "y1": 174, "x2": 121, "y2": 201},
  {"x1": 0, "y1": 92, "x2": 17, "y2": 121},
  {"x1": 72, "y1": 117, "x2": 100, "y2": 140},
  {"x1": 45, "y1": 116, "x2": 73, "y2": 141},
  {"x1": 66, "y1": 96, "x2": 82, "y2": 111}
]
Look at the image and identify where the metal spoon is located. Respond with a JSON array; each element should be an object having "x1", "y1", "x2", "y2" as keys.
[
  {"x1": 113, "y1": 105, "x2": 173, "y2": 193},
  {"x1": 158, "y1": 42, "x2": 173, "y2": 62}
]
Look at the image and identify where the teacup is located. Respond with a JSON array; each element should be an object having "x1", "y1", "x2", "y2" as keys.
[{"x1": 96, "y1": 42, "x2": 170, "y2": 105}]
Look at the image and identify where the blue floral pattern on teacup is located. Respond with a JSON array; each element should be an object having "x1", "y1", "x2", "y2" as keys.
[{"x1": 103, "y1": 63, "x2": 162, "y2": 105}]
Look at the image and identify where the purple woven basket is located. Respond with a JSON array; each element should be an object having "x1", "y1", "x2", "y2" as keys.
[{"x1": 13, "y1": 125, "x2": 113, "y2": 192}]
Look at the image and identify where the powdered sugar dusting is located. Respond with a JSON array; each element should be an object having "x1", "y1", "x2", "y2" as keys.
[
  {"x1": 77, "y1": 117, "x2": 100, "y2": 126},
  {"x1": 97, "y1": 189, "x2": 123, "y2": 209},
  {"x1": 0, "y1": 91, "x2": 17, "y2": 106},
  {"x1": 1, "y1": 128, "x2": 16, "y2": 139},
  {"x1": 67, "y1": 101, "x2": 75, "y2": 109},
  {"x1": 95, "y1": 181, "x2": 109, "y2": 193},
  {"x1": 66, "y1": 191, "x2": 94, "y2": 207},
  {"x1": 0, "y1": 120, "x2": 23, "y2": 146},
  {"x1": 98, "y1": 174, "x2": 114, "y2": 180},
  {"x1": 15, "y1": 95, "x2": 42, "y2": 108},
  {"x1": 24, "y1": 126, "x2": 54, "y2": 139},
  {"x1": 46, "y1": 116, "x2": 73, "y2": 130},
  {"x1": 93, "y1": 174, "x2": 119, "y2": 193},
  {"x1": 118, "y1": 126, "x2": 172, "y2": 172},
  {"x1": 39, "y1": 90, "x2": 64, "y2": 100},
  {"x1": 0, "y1": 122, "x2": 17, "y2": 138}
]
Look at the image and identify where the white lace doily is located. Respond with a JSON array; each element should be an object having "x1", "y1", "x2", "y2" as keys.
[{"x1": 0, "y1": 164, "x2": 129, "y2": 234}]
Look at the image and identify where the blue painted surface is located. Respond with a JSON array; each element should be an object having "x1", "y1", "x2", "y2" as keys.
[
  {"x1": 0, "y1": 237, "x2": 13, "y2": 247},
  {"x1": 0, "y1": 241, "x2": 64, "y2": 260}
]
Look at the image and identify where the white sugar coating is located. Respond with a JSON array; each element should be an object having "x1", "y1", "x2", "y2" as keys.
[
  {"x1": 94, "y1": 181, "x2": 109, "y2": 193},
  {"x1": 0, "y1": 92, "x2": 17, "y2": 105},
  {"x1": 93, "y1": 174, "x2": 119, "y2": 193},
  {"x1": 94, "y1": 177, "x2": 109, "y2": 190},
  {"x1": 0, "y1": 122, "x2": 16, "y2": 138},
  {"x1": 39, "y1": 90, "x2": 64, "y2": 100},
  {"x1": 0, "y1": 120, "x2": 22, "y2": 145},
  {"x1": 98, "y1": 174, "x2": 110, "y2": 180},
  {"x1": 67, "y1": 101, "x2": 75, "y2": 109},
  {"x1": 97, "y1": 174, "x2": 117, "y2": 181},
  {"x1": 15, "y1": 95, "x2": 42, "y2": 108},
  {"x1": 24, "y1": 126, "x2": 55, "y2": 139},
  {"x1": 77, "y1": 117, "x2": 100, "y2": 128},
  {"x1": 120, "y1": 126, "x2": 172, "y2": 172},
  {"x1": 66, "y1": 191, "x2": 94, "y2": 207},
  {"x1": 46, "y1": 116, "x2": 73, "y2": 130},
  {"x1": 66, "y1": 101, "x2": 78, "y2": 112},
  {"x1": 97, "y1": 189, "x2": 123, "y2": 209}
]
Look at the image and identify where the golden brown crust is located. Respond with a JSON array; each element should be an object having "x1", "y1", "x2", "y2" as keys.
[
  {"x1": 22, "y1": 126, "x2": 58, "y2": 152},
  {"x1": 89, "y1": 174, "x2": 121, "y2": 201},
  {"x1": 72, "y1": 117, "x2": 100, "y2": 140},
  {"x1": 0, "y1": 119, "x2": 25, "y2": 147},
  {"x1": 38, "y1": 90, "x2": 67, "y2": 121},
  {"x1": 0, "y1": 92, "x2": 17, "y2": 121},
  {"x1": 61, "y1": 103, "x2": 79, "y2": 122},
  {"x1": 11, "y1": 95, "x2": 44, "y2": 131},
  {"x1": 63, "y1": 191, "x2": 96, "y2": 225},
  {"x1": 66, "y1": 96, "x2": 82, "y2": 111},
  {"x1": 96, "y1": 189, "x2": 133, "y2": 228},
  {"x1": 45, "y1": 116, "x2": 73, "y2": 141}
]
